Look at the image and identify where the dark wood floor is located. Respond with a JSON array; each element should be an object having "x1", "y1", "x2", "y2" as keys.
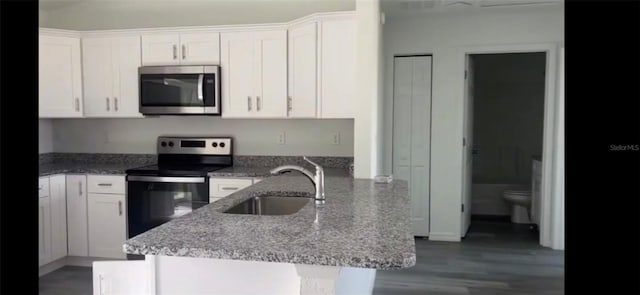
[
  {"x1": 40, "y1": 221, "x2": 563, "y2": 295},
  {"x1": 373, "y1": 221, "x2": 564, "y2": 295}
]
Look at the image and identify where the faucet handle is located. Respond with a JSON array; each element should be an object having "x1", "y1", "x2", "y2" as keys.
[{"x1": 302, "y1": 156, "x2": 323, "y2": 171}]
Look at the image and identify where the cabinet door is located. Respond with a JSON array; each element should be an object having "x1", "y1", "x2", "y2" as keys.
[
  {"x1": 39, "y1": 35, "x2": 83, "y2": 118},
  {"x1": 88, "y1": 193, "x2": 126, "y2": 259},
  {"x1": 113, "y1": 35, "x2": 144, "y2": 117},
  {"x1": 141, "y1": 34, "x2": 180, "y2": 66},
  {"x1": 39, "y1": 196, "x2": 52, "y2": 267},
  {"x1": 67, "y1": 175, "x2": 88, "y2": 257},
  {"x1": 82, "y1": 37, "x2": 115, "y2": 117},
  {"x1": 179, "y1": 32, "x2": 220, "y2": 65},
  {"x1": 49, "y1": 175, "x2": 68, "y2": 261},
  {"x1": 319, "y1": 19, "x2": 356, "y2": 118},
  {"x1": 93, "y1": 260, "x2": 153, "y2": 295},
  {"x1": 288, "y1": 23, "x2": 317, "y2": 118},
  {"x1": 220, "y1": 32, "x2": 255, "y2": 118},
  {"x1": 254, "y1": 30, "x2": 287, "y2": 118}
]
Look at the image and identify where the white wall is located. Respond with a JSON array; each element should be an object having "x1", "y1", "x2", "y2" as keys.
[
  {"x1": 472, "y1": 53, "x2": 546, "y2": 184},
  {"x1": 39, "y1": 9, "x2": 48, "y2": 26},
  {"x1": 353, "y1": 0, "x2": 383, "y2": 178},
  {"x1": 383, "y1": 5, "x2": 563, "y2": 240},
  {"x1": 39, "y1": 119, "x2": 54, "y2": 154},
  {"x1": 42, "y1": 0, "x2": 354, "y2": 30},
  {"x1": 52, "y1": 118, "x2": 354, "y2": 156}
]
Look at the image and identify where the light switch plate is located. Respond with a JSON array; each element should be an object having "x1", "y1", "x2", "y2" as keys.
[
  {"x1": 278, "y1": 132, "x2": 286, "y2": 145},
  {"x1": 331, "y1": 132, "x2": 340, "y2": 145}
]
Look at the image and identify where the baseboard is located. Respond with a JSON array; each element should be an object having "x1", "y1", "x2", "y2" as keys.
[
  {"x1": 428, "y1": 232, "x2": 461, "y2": 242},
  {"x1": 39, "y1": 257, "x2": 67, "y2": 277}
]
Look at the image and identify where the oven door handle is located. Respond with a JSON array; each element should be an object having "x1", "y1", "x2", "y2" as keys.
[{"x1": 126, "y1": 175, "x2": 206, "y2": 183}]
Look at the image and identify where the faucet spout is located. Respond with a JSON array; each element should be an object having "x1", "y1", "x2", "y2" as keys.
[{"x1": 270, "y1": 157, "x2": 325, "y2": 204}]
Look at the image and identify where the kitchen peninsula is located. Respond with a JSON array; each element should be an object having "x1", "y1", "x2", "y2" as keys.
[{"x1": 98, "y1": 170, "x2": 416, "y2": 295}]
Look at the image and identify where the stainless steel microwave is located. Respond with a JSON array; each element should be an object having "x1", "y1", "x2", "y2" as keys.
[{"x1": 139, "y1": 65, "x2": 220, "y2": 115}]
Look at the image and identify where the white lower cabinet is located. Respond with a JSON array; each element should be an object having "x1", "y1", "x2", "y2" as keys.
[
  {"x1": 39, "y1": 175, "x2": 67, "y2": 267},
  {"x1": 67, "y1": 175, "x2": 89, "y2": 256},
  {"x1": 39, "y1": 196, "x2": 52, "y2": 267},
  {"x1": 49, "y1": 175, "x2": 68, "y2": 262},
  {"x1": 209, "y1": 177, "x2": 259, "y2": 203},
  {"x1": 88, "y1": 193, "x2": 127, "y2": 259},
  {"x1": 93, "y1": 260, "x2": 152, "y2": 295}
]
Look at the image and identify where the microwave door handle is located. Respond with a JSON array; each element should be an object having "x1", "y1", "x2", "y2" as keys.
[{"x1": 197, "y1": 74, "x2": 204, "y2": 100}]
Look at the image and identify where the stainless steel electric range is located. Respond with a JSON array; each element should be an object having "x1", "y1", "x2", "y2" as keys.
[{"x1": 125, "y1": 136, "x2": 233, "y2": 258}]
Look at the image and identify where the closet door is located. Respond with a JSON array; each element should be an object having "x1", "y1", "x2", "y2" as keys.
[{"x1": 392, "y1": 56, "x2": 432, "y2": 237}]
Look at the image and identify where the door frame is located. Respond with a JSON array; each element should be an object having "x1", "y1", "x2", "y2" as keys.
[{"x1": 458, "y1": 43, "x2": 563, "y2": 249}]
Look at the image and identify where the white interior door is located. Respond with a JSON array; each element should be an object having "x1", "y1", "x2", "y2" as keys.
[
  {"x1": 461, "y1": 55, "x2": 475, "y2": 238},
  {"x1": 393, "y1": 56, "x2": 432, "y2": 237}
]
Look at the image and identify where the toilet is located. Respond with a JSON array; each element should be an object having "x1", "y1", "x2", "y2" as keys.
[{"x1": 502, "y1": 189, "x2": 532, "y2": 224}]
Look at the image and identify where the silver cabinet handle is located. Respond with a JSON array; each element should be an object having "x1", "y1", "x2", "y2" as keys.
[
  {"x1": 39, "y1": 185, "x2": 43, "y2": 191},
  {"x1": 106, "y1": 97, "x2": 110, "y2": 111},
  {"x1": 114, "y1": 97, "x2": 118, "y2": 111},
  {"x1": 79, "y1": 182, "x2": 82, "y2": 196},
  {"x1": 97, "y1": 183, "x2": 113, "y2": 187},
  {"x1": 173, "y1": 44, "x2": 177, "y2": 60},
  {"x1": 287, "y1": 96, "x2": 292, "y2": 112},
  {"x1": 257, "y1": 96, "x2": 261, "y2": 111},
  {"x1": 118, "y1": 200, "x2": 123, "y2": 216},
  {"x1": 221, "y1": 187, "x2": 239, "y2": 191},
  {"x1": 247, "y1": 96, "x2": 252, "y2": 111},
  {"x1": 98, "y1": 274, "x2": 104, "y2": 295},
  {"x1": 75, "y1": 97, "x2": 80, "y2": 111},
  {"x1": 182, "y1": 44, "x2": 186, "y2": 59}
]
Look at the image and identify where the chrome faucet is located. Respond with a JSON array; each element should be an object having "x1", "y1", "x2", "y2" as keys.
[{"x1": 270, "y1": 156, "x2": 325, "y2": 204}]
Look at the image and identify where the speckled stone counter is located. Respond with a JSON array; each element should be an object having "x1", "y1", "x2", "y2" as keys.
[
  {"x1": 38, "y1": 153, "x2": 157, "y2": 176},
  {"x1": 124, "y1": 172, "x2": 416, "y2": 270},
  {"x1": 39, "y1": 162, "x2": 144, "y2": 176}
]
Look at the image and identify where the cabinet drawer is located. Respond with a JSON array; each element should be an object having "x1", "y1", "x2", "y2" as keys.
[
  {"x1": 88, "y1": 175, "x2": 126, "y2": 194},
  {"x1": 209, "y1": 178, "x2": 253, "y2": 198},
  {"x1": 39, "y1": 177, "x2": 50, "y2": 198}
]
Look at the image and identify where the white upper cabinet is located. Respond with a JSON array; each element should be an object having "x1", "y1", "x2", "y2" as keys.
[
  {"x1": 141, "y1": 32, "x2": 220, "y2": 66},
  {"x1": 39, "y1": 34, "x2": 83, "y2": 118},
  {"x1": 221, "y1": 30, "x2": 287, "y2": 118},
  {"x1": 319, "y1": 18, "x2": 356, "y2": 118},
  {"x1": 82, "y1": 35, "x2": 143, "y2": 118},
  {"x1": 220, "y1": 31, "x2": 254, "y2": 117},
  {"x1": 288, "y1": 22, "x2": 318, "y2": 118},
  {"x1": 141, "y1": 34, "x2": 181, "y2": 65},
  {"x1": 179, "y1": 32, "x2": 221, "y2": 65},
  {"x1": 253, "y1": 30, "x2": 288, "y2": 117}
]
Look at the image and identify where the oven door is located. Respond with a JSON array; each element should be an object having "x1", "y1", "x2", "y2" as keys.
[
  {"x1": 139, "y1": 66, "x2": 219, "y2": 115},
  {"x1": 126, "y1": 175, "x2": 209, "y2": 239}
]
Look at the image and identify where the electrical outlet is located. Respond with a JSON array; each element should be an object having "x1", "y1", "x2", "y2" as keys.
[
  {"x1": 331, "y1": 132, "x2": 340, "y2": 145},
  {"x1": 278, "y1": 132, "x2": 286, "y2": 145}
]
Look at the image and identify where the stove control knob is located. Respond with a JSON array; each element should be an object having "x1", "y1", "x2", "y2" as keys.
[
  {"x1": 161, "y1": 141, "x2": 167, "y2": 147},
  {"x1": 212, "y1": 142, "x2": 218, "y2": 147},
  {"x1": 219, "y1": 142, "x2": 226, "y2": 148},
  {"x1": 168, "y1": 141, "x2": 174, "y2": 147}
]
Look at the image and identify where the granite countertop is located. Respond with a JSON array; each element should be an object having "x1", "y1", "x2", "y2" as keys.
[
  {"x1": 124, "y1": 172, "x2": 416, "y2": 270},
  {"x1": 39, "y1": 162, "x2": 141, "y2": 176}
]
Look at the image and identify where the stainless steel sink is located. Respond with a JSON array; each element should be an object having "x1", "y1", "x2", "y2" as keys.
[{"x1": 223, "y1": 195, "x2": 311, "y2": 215}]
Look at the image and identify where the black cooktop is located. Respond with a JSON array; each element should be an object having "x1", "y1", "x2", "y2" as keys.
[{"x1": 126, "y1": 164, "x2": 229, "y2": 177}]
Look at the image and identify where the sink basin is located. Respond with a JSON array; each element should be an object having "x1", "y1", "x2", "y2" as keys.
[{"x1": 223, "y1": 195, "x2": 311, "y2": 216}]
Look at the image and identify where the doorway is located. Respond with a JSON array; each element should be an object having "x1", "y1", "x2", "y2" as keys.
[
  {"x1": 391, "y1": 55, "x2": 432, "y2": 237},
  {"x1": 461, "y1": 52, "x2": 546, "y2": 243}
]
